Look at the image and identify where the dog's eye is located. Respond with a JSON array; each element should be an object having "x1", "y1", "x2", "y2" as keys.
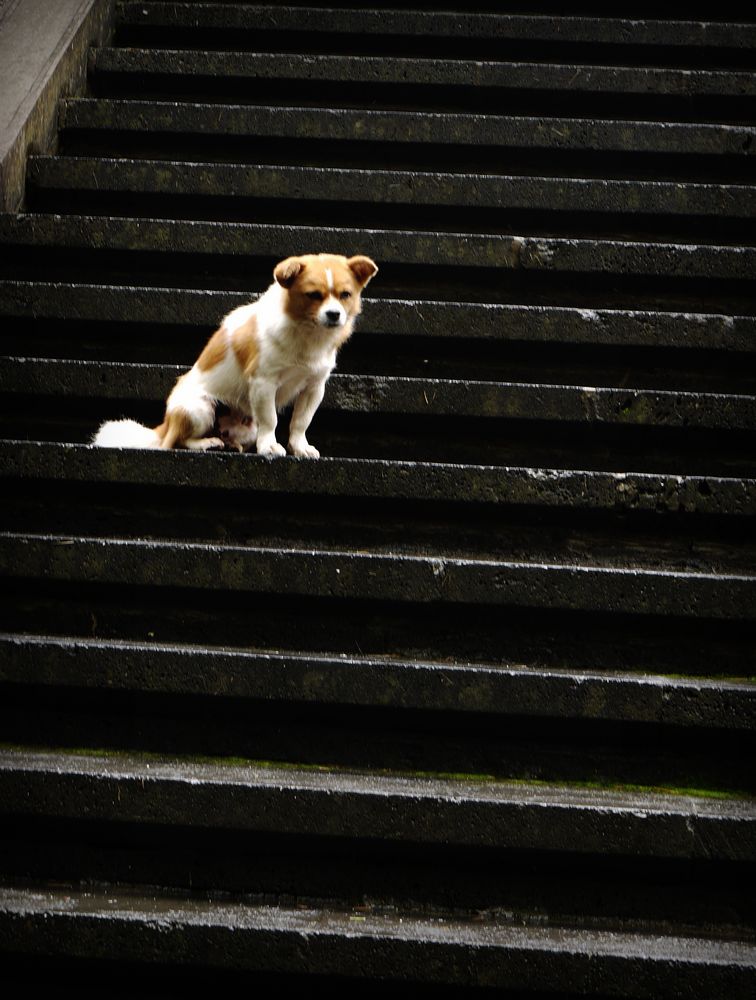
[
  {"x1": 339, "y1": 290, "x2": 352, "y2": 300},
  {"x1": 306, "y1": 291, "x2": 323, "y2": 301}
]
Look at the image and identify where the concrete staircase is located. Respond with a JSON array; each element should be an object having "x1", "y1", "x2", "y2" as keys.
[{"x1": 1, "y1": 3, "x2": 755, "y2": 993}]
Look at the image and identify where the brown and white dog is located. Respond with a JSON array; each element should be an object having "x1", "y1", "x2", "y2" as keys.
[{"x1": 93, "y1": 252, "x2": 378, "y2": 457}]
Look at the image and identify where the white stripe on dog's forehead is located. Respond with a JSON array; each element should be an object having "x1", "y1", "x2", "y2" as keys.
[{"x1": 325, "y1": 268, "x2": 334, "y2": 290}]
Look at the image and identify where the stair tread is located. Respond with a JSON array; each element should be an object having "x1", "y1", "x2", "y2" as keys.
[
  {"x1": 1, "y1": 881, "x2": 754, "y2": 992},
  {"x1": 2, "y1": 278, "x2": 752, "y2": 351},
  {"x1": 4, "y1": 357, "x2": 754, "y2": 430},
  {"x1": 60, "y1": 98, "x2": 756, "y2": 156},
  {"x1": 1, "y1": 747, "x2": 754, "y2": 849},
  {"x1": 2, "y1": 632, "x2": 754, "y2": 726},
  {"x1": 3, "y1": 441, "x2": 752, "y2": 514},
  {"x1": 113, "y1": 5, "x2": 756, "y2": 49},
  {"x1": 91, "y1": 48, "x2": 756, "y2": 97},
  {"x1": 5, "y1": 219, "x2": 756, "y2": 274},
  {"x1": 2, "y1": 531, "x2": 754, "y2": 620},
  {"x1": 26, "y1": 155, "x2": 756, "y2": 217}
]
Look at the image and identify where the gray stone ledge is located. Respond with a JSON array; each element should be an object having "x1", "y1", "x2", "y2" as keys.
[
  {"x1": 2, "y1": 443, "x2": 752, "y2": 516},
  {"x1": 1, "y1": 531, "x2": 754, "y2": 618},
  {"x1": 1, "y1": 633, "x2": 753, "y2": 728},
  {"x1": 4, "y1": 357, "x2": 755, "y2": 432},
  {"x1": 59, "y1": 99, "x2": 756, "y2": 157},
  {"x1": 26, "y1": 155, "x2": 756, "y2": 217},
  {"x1": 1, "y1": 883, "x2": 754, "y2": 994},
  {"x1": 1, "y1": 215, "x2": 540, "y2": 267},
  {"x1": 0, "y1": 748, "x2": 754, "y2": 859},
  {"x1": 4, "y1": 217, "x2": 756, "y2": 277},
  {"x1": 92, "y1": 48, "x2": 756, "y2": 98},
  {"x1": 1, "y1": 279, "x2": 752, "y2": 350},
  {"x1": 0, "y1": 0, "x2": 113, "y2": 211},
  {"x1": 114, "y1": 5, "x2": 756, "y2": 49}
]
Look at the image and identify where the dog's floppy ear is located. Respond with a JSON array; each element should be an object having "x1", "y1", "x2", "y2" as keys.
[
  {"x1": 347, "y1": 256, "x2": 378, "y2": 287},
  {"x1": 274, "y1": 256, "x2": 304, "y2": 288}
]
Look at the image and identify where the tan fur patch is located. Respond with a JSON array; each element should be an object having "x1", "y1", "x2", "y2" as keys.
[
  {"x1": 160, "y1": 408, "x2": 196, "y2": 449},
  {"x1": 347, "y1": 255, "x2": 379, "y2": 286},
  {"x1": 196, "y1": 328, "x2": 228, "y2": 371},
  {"x1": 231, "y1": 314, "x2": 259, "y2": 375},
  {"x1": 274, "y1": 257, "x2": 303, "y2": 288}
]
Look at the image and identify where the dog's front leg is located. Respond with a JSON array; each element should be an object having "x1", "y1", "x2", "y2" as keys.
[
  {"x1": 250, "y1": 378, "x2": 286, "y2": 457},
  {"x1": 288, "y1": 379, "x2": 327, "y2": 459}
]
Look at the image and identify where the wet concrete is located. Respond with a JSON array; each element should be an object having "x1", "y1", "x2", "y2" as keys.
[
  {"x1": 1, "y1": 748, "x2": 754, "y2": 860},
  {"x1": 1, "y1": 881, "x2": 754, "y2": 995}
]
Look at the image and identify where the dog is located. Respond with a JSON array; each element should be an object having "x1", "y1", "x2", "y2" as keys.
[{"x1": 92, "y1": 252, "x2": 378, "y2": 457}]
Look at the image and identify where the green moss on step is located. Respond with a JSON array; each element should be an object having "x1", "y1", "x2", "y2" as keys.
[{"x1": 1, "y1": 743, "x2": 752, "y2": 801}]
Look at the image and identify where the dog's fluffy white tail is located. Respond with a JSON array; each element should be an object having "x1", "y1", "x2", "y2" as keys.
[{"x1": 92, "y1": 418, "x2": 162, "y2": 449}]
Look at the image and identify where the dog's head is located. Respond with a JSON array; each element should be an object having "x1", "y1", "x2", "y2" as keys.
[{"x1": 273, "y1": 253, "x2": 378, "y2": 330}]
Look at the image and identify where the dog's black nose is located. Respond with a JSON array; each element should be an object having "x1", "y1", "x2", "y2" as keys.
[{"x1": 325, "y1": 310, "x2": 341, "y2": 324}]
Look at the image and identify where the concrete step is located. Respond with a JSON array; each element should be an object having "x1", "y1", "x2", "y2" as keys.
[
  {"x1": 5, "y1": 560, "x2": 749, "y2": 680},
  {"x1": 5, "y1": 217, "x2": 756, "y2": 277},
  {"x1": 3, "y1": 632, "x2": 754, "y2": 729},
  {"x1": 112, "y1": 5, "x2": 756, "y2": 53},
  {"x1": 5, "y1": 357, "x2": 754, "y2": 432},
  {"x1": 2, "y1": 278, "x2": 753, "y2": 353},
  {"x1": 3, "y1": 450, "x2": 752, "y2": 578},
  {"x1": 25, "y1": 155, "x2": 756, "y2": 219},
  {"x1": 4, "y1": 630, "x2": 752, "y2": 789},
  {"x1": 6, "y1": 219, "x2": 756, "y2": 281},
  {"x1": 90, "y1": 48, "x2": 756, "y2": 101},
  {"x1": 2, "y1": 747, "x2": 754, "y2": 859},
  {"x1": 0, "y1": 440, "x2": 756, "y2": 517},
  {"x1": 2, "y1": 881, "x2": 754, "y2": 996},
  {"x1": 4, "y1": 441, "x2": 752, "y2": 517},
  {"x1": 2, "y1": 531, "x2": 754, "y2": 618},
  {"x1": 59, "y1": 98, "x2": 756, "y2": 159}
]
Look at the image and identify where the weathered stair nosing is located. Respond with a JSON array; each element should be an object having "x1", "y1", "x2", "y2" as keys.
[
  {"x1": 59, "y1": 99, "x2": 756, "y2": 158},
  {"x1": 2, "y1": 532, "x2": 754, "y2": 619},
  {"x1": 26, "y1": 156, "x2": 756, "y2": 218},
  {"x1": 1, "y1": 278, "x2": 752, "y2": 351},
  {"x1": 113, "y1": 6, "x2": 756, "y2": 51},
  {"x1": 2, "y1": 884, "x2": 754, "y2": 996},
  {"x1": 90, "y1": 49, "x2": 756, "y2": 99},
  {"x1": 1, "y1": 283, "x2": 750, "y2": 355},
  {"x1": 2, "y1": 633, "x2": 754, "y2": 728},
  {"x1": 1, "y1": 748, "x2": 754, "y2": 859},
  {"x1": 5, "y1": 358, "x2": 754, "y2": 432},
  {"x1": 5, "y1": 216, "x2": 756, "y2": 278},
  {"x1": 3, "y1": 443, "x2": 751, "y2": 517}
]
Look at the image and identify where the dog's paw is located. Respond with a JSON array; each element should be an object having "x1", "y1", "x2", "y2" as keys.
[
  {"x1": 257, "y1": 439, "x2": 286, "y2": 458},
  {"x1": 288, "y1": 441, "x2": 320, "y2": 459},
  {"x1": 194, "y1": 437, "x2": 226, "y2": 452}
]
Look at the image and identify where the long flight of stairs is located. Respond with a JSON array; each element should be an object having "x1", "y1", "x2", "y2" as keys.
[{"x1": 1, "y1": 3, "x2": 755, "y2": 994}]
